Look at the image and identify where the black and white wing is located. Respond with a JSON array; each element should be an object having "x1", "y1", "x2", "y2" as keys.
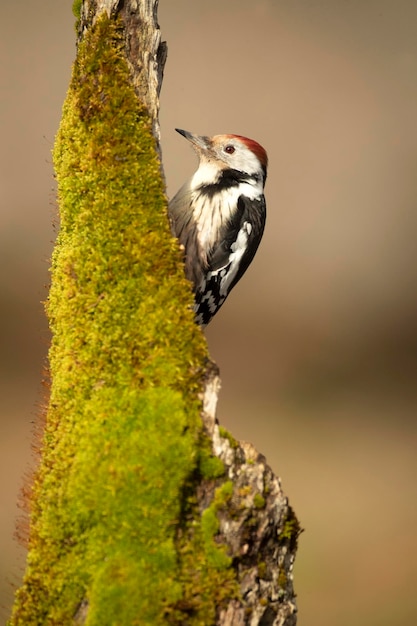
[{"x1": 194, "y1": 194, "x2": 266, "y2": 325}]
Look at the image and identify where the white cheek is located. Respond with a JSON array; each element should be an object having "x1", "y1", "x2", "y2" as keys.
[
  {"x1": 191, "y1": 162, "x2": 220, "y2": 187},
  {"x1": 231, "y1": 149, "x2": 261, "y2": 176}
]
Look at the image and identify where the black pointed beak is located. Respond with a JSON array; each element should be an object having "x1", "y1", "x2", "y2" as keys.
[{"x1": 175, "y1": 128, "x2": 210, "y2": 151}]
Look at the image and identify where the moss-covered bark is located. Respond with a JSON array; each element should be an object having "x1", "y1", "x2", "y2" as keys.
[{"x1": 10, "y1": 15, "x2": 238, "y2": 626}]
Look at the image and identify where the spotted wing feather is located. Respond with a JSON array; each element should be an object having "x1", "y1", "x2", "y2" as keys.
[{"x1": 195, "y1": 194, "x2": 266, "y2": 325}]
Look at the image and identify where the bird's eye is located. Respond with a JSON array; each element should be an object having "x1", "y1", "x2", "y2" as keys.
[{"x1": 224, "y1": 145, "x2": 235, "y2": 154}]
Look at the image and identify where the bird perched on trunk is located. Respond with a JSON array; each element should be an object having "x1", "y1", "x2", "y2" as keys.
[{"x1": 169, "y1": 128, "x2": 268, "y2": 326}]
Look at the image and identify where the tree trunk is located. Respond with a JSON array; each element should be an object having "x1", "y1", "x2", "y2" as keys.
[{"x1": 9, "y1": 2, "x2": 299, "y2": 624}]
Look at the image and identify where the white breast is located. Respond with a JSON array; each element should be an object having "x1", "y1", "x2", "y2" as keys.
[{"x1": 190, "y1": 169, "x2": 262, "y2": 253}]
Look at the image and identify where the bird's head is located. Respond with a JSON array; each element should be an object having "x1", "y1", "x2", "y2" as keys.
[{"x1": 175, "y1": 128, "x2": 268, "y2": 181}]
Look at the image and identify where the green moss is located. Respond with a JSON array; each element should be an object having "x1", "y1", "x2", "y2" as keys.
[
  {"x1": 278, "y1": 568, "x2": 288, "y2": 589},
  {"x1": 277, "y1": 508, "x2": 301, "y2": 594},
  {"x1": 200, "y1": 481, "x2": 233, "y2": 569},
  {"x1": 199, "y1": 452, "x2": 226, "y2": 480},
  {"x1": 169, "y1": 480, "x2": 238, "y2": 621},
  {"x1": 10, "y1": 14, "x2": 238, "y2": 626},
  {"x1": 278, "y1": 507, "x2": 301, "y2": 551},
  {"x1": 253, "y1": 493, "x2": 266, "y2": 509},
  {"x1": 201, "y1": 508, "x2": 230, "y2": 569},
  {"x1": 213, "y1": 480, "x2": 234, "y2": 505},
  {"x1": 218, "y1": 425, "x2": 239, "y2": 449},
  {"x1": 257, "y1": 561, "x2": 267, "y2": 579},
  {"x1": 72, "y1": 0, "x2": 82, "y2": 19}
]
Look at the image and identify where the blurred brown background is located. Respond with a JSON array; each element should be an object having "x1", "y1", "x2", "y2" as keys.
[{"x1": 1, "y1": 1, "x2": 416, "y2": 624}]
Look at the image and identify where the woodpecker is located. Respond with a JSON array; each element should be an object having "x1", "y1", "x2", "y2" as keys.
[{"x1": 169, "y1": 128, "x2": 267, "y2": 326}]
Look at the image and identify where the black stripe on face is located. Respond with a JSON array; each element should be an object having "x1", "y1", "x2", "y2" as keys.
[{"x1": 195, "y1": 168, "x2": 259, "y2": 198}]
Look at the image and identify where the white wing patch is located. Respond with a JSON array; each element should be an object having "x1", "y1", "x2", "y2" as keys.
[
  {"x1": 194, "y1": 219, "x2": 259, "y2": 325},
  {"x1": 219, "y1": 221, "x2": 251, "y2": 296}
]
